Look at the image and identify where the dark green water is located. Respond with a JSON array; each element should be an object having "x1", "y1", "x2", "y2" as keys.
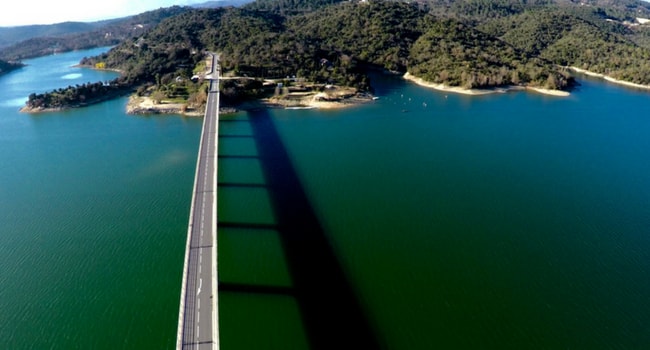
[
  {"x1": 0, "y1": 49, "x2": 203, "y2": 349},
  {"x1": 218, "y1": 75, "x2": 650, "y2": 349},
  {"x1": 2, "y1": 48, "x2": 650, "y2": 349}
]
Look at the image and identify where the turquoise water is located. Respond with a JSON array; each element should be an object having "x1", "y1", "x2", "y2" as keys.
[
  {"x1": 2, "y1": 48, "x2": 650, "y2": 349},
  {"x1": 0, "y1": 49, "x2": 203, "y2": 349}
]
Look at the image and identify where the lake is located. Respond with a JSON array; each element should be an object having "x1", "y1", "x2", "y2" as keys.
[{"x1": 2, "y1": 48, "x2": 650, "y2": 349}]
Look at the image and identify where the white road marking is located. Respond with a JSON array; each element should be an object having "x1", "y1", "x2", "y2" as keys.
[{"x1": 179, "y1": 57, "x2": 220, "y2": 349}]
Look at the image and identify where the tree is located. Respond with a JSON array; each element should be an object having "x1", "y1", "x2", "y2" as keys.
[{"x1": 151, "y1": 90, "x2": 166, "y2": 104}]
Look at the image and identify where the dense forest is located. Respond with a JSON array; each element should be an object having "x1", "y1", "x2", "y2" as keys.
[
  {"x1": 26, "y1": 81, "x2": 129, "y2": 110},
  {"x1": 22, "y1": 0, "x2": 650, "y2": 110},
  {"x1": 409, "y1": 19, "x2": 572, "y2": 89},
  {"x1": 478, "y1": 8, "x2": 650, "y2": 84},
  {"x1": 0, "y1": 59, "x2": 23, "y2": 76}
]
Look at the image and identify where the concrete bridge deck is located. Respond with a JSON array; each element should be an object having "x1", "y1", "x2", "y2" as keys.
[{"x1": 177, "y1": 54, "x2": 220, "y2": 350}]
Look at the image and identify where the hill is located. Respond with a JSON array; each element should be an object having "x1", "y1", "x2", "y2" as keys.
[
  {"x1": 23, "y1": 0, "x2": 650, "y2": 111},
  {"x1": 0, "y1": 7, "x2": 191, "y2": 61},
  {"x1": 192, "y1": 0, "x2": 255, "y2": 8},
  {"x1": 477, "y1": 5, "x2": 650, "y2": 84},
  {"x1": 0, "y1": 22, "x2": 103, "y2": 48}
]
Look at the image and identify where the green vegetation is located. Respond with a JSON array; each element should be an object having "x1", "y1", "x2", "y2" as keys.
[
  {"x1": 479, "y1": 7, "x2": 650, "y2": 84},
  {"x1": 26, "y1": 81, "x2": 128, "y2": 110},
  {"x1": 0, "y1": 59, "x2": 23, "y2": 76},
  {"x1": 289, "y1": 1, "x2": 424, "y2": 72},
  {"x1": 22, "y1": 0, "x2": 650, "y2": 111},
  {"x1": 409, "y1": 19, "x2": 571, "y2": 89}
]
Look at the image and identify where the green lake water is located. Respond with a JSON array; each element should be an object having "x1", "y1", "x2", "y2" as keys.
[
  {"x1": 2, "y1": 48, "x2": 650, "y2": 349},
  {"x1": 0, "y1": 48, "x2": 202, "y2": 349}
]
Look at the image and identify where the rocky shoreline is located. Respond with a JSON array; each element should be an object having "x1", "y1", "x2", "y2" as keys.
[
  {"x1": 126, "y1": 95, "x2": 202, "y2": 116},
  {"x1": 263, "y1": 88, "x2": 375, "y2": 110},
  {"x1": 19, "y1": 106, "x2": 64, "y2": 113},
  {"x1": 126, "y1": 95, "x2": 239, "y2": 116}
]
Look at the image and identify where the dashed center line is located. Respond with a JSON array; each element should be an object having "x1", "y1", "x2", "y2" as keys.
[{"x1": 180, "y1": 57, "x2": 219, "y2": 350}]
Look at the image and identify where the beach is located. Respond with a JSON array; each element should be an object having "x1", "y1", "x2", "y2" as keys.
[
  {"x1": 403, "y1": 72, "x2": 570, "y2": 97},
  {"x1": 126, "y1": 95, "x2": 204, "y2": 116},
  {"x1": 570, "y1": 66, "x2": 650, "y2": 90},
  {"x1": 263, "y1": 87, "x2": 375, "y2": 110}
]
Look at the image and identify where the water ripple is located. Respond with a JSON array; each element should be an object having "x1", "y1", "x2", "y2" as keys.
[
  {"x1": 1, "y1": 97, "x2": 27, "y2": 107},
  {"x1": 61, "y1": 73, "x2": 82, "y2": 80}
]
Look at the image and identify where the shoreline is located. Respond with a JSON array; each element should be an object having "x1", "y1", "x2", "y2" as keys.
[
  {"x1": 569, "y1": 66, "x2": 650, "y2": 90},
  {"x1": 19, "y1": 106, "x2": 64, "y2": 113},
  {"x1": 72, "y1": 64, "x2": 124, "y2": 74},
  {"x1": 261, "y1": 85, "x2": 375, "y2": 110},
  {"x1": 263, "y1": 94, "x2": 374, "y2": 110},
  {"x1": 20, "y1": 89, "x2": 372, "y2": 115},
  {"x1": 126, "y1": 95, "x2": 205, "y2": 116},
  {"x1": 403, "y1": 72, "x2": 499, "y2": 95},
  {"x1": 525, "y1": 86, "x2": 571, "y2": 97},
  {"x1": 403, "y1": 72, "x2": 570, "y2": 97},
  {"x1": 20, "y1": 88, "x2": 130, "y2": 113}
]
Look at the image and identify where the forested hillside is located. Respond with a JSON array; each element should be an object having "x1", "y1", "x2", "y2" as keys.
[
  {"x1": 0, "y1": 59, "x2": 23, "y2": 75},
  {"x1": 409, "y1": 19, "x2": 572, "y2": 89},
  {"x1": 23, "y1": 0, "x2": 650, "y2": 110},
  {"x1": 70, "y1": 1, "x2": 576, "y2": 90},
  {"x1": 0, "y1": 22, "x2": 100, "y2": 48},
  {"x1": 478, "y1": 8, "x2": 650, "y2": 84},
  {"x1": 0, "y1": 7, "x2": 191, "y2": 61}
]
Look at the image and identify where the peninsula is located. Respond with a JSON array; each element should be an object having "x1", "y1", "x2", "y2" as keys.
[{"x1": 0, "y1": 59, "x2": 24, "y2": 77}]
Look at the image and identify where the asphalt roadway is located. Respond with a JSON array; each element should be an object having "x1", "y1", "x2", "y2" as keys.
[{"x1": 177, "y1": 56, "x2": 220, "y2": 350}]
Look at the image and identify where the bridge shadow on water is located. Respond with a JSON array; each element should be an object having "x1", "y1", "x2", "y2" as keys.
[{"x1": 217, "y1": 109, "x2": 381, "y2": 349}]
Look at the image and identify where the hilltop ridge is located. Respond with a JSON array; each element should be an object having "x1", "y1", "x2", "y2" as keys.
[{"x1": 19, "y1": 0, "x2": 650, "y2": 111}]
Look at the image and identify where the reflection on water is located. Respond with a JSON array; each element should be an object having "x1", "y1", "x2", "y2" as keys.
[
  {"x1": 1, "y1": 97, "x2": 27, "y2": 107},
  {"x1": 61, "y1": 73, "x2": 83, "y2": 80},
  {"x1": 135, "y1": 149, "x2": 192, "y2": 180}
]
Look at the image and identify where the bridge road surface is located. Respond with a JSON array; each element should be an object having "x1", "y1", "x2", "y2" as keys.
[{"x1": 177, "y1": 55, "x2": 220, "y2": 350}]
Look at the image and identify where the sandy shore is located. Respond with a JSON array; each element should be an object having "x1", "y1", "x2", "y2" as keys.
[
  {"x1": 403, "y1": 72, "x2": 570, "y2": 97},
  {"x1": 263, "y1": 98, "x2": 368, "y2": 110},
  {"x1": 264, "y1": 89, "x2": 374, "y2": 110},
  {"x1": 126, "y1": 87, "x2": 372, "y2": 116},
  {"x1": 73, "y1": 64, "x2": 124, "y2": 74},
  {"x1": 126, "y1": 95, "x2": 204, "y2": 116},
  {"x1": 20, "y1": 106, "x2": 63, "y2": 113},
  {"x1": 403, "y1": 73, "x2": 498, "y2": 95},
  {"x1": 526, "y1": 86, "x2": 570, "y2": 96},
  {"x1": 570, "y1": 66, "x2": 650, "y2": 90}
]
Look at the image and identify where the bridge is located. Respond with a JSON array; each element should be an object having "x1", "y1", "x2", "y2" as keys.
[
  {"x1": 175, "y1": 53, "x2": 380, "y2": 350},
  {"x1": 176, "y1": 53, "x2": 220, "y2": 350}
]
